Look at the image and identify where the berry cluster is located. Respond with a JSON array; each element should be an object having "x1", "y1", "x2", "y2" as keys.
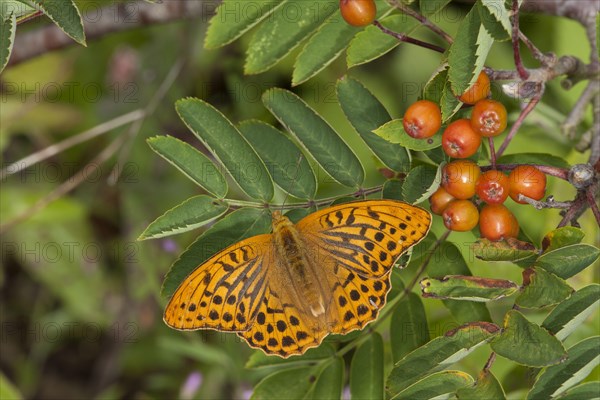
[{"x1": 401, "y1": 71, "x2": 549, "y2": 241}]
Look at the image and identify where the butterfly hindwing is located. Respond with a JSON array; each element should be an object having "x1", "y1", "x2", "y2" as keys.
[
  {"x1": 239, "y1": 286, "x2": 323, "y2": 358},
  {"x1": 164, "y1": 235, "x2": 272, "y2": 331}
]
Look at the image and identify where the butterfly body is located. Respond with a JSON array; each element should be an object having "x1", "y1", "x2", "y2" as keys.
[{"x1": 164, "y1": 200, "x2": 431, "y2": 358}]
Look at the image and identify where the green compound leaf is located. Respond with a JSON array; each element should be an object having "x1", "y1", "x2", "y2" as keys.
[
  {"x1": 246, "y1": 344, "x2": 335, "y2": 369},
  {"x1": 527, "y1": 336, "x2": 600, "y2": 399},
  {"x1": 350, "y1": 333, "x2": 384, "y2": 400},
  {"x1": 497, "y1": 153, "x2": 571, "y2": 169},
  {"x1": 245, "y1": 0, "x2": 336, "y2": 74},
  {"x1": 293, "y1": 0, "x2": 393, "y2": 86},
  {"x1": 147, "y1": 135, "x2": 228, "y2": 198},
  {"x1": 421, "y1": 275, "x2": 519, "y2": 302},
  {"x1": 373, "y1": 119, "x2": 443, "y2": 151},
  {"x1": 161, "y1": 208, "x2": 271, "y2": 298},
  {"x1": 448, "y1": 6, "x2": 493, "y2": 99},
  {"x1": 542, "y1": 284, "x2": 600, "y2": 341},
  {"x1": 427, "y1": 241, "x2": 492, "y2": 323},
  {"x1": 311, "y1": 357, "x2": 344, "y2": 400},
  {"x1": 205, "y1": 0, "x2": 282, "y2": 49},
  {"x1": 390, "y1": 292, "x2": 430, "y2": 363},
  {"x1": 472, "y1": 238, "x2": 539, "y2": 266},
  {"x1": 490, "y1": 310, "x2": 567, "y2": 367},
  {"x1": 176, "y1": 98, "x2": 274, "y2": 201},
  {"x1": 478, "y1": 0, "x2": 511, "y2": 41},
  {"x1": 556, "y1": 382, "x2": 600, "y2": 400},
  {"x1": 0, "y1": 11, "x2": 16, "y2": 74},
  {"x1": 515, "y1": 267, "x2": 573, "y2": 309},
  {"x1": 386, "y1": 322, "x2": 499, "y2": 395},
  {"x1": 423, "y1": 63, "x2": 449, "y2": 104},
  {"x1": 20, "y1": 0, "x2": 85, "y2": 45},
  {"x1": 251, "y1": 366, "x2": 314, "y2": 400},
  {"x1": 138, "y1": 196, "x2": 228, "y2": 240},
  {"x1": 239, "y1": 120, "x2": 317, "y2": 200},
  {"x1": 347, "y1": 0, "x2": 450, "y2": 67},
  {"x1": 392, "y1": 370, "x2": 474, "y2": 400},
  {"x1": 534, "y1": 244, "x2": 600, "y2": 279},
  {"x1": 337, "y1": 76, "x2": 411, "y2": 173},
  {"x1": 541, "y1": 226, "x2": 586, "y2": 252},
  {"x1": 251, "y1": 355, "x2": 343, "y2": 400},
  {"x1": 457, "y1": 369, "x2": 506, "y2": 400},
  {"x1": 263, "y1": 88, "x2": 364, "y2": 187},
  {"x1": 402, "y1": 164, "x2": 442, "y2": 205}
]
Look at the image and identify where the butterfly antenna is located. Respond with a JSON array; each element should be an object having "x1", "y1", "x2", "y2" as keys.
[{"x1": 280, "y1": 154, "x2": 305, "y2": 213}]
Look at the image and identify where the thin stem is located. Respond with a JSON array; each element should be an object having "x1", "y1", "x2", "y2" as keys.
[
  {"x1": 403, "y1": 230, "x2": 451, "y2": 297},
  {"x1": 227, "y1": 186, "x2": 386, "y2": 211},
  {"x1": 373, "y1": 20, "x2": 446, "y2": 54},
  {"x1": 16, "y1": 10, "x2": 43, "y2": 25},
  {"x1": 512, "y1": 0, "x2": 530, "y2": 79},
  {"x1": 108, "y1": 58, "x2": 185, "y2": 185},
  {"x1": 389, "y1": 0, "x2": 454, "y2": 44},
  {"x1": 0, "y1": 110, "x2": 145, "y2": 180},
  {"x1": 557, "y1": 191, "x2": 587, "y2": 227},
  {"x1": 586, "y1": 189, "x2": 600, "y2": 227},
  {"x1": 518, "y1": 31, "x2": 551, "y2": 65},
  {"x1": 562, "y1": 81, "x2": 600, "y2": 140},
  {"x1": 488, "y1": 137, "x2": 497, "y2": 169},
  {"x1": 483, "y1": 352, "x2": 497, "y2": 372},
  {"x1": 0, "y1": 134, "x2": 129, "y2": 234},
  {"x1": 496, "y1": 91, "x2": 543, "y2": 158},
  {"x1": 481, "y1": 163, "x2": 569, "y2": 180},
  {"x1": 517, "y1": 194, "x2": 572, "y2": 210}
]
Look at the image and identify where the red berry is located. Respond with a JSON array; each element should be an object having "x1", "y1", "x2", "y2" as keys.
[
  {"x1": 479, "y1": 204, "x2": 519, "y2": 241},
  {"x1": 508, "y1": 165, "x2": 547, "y2": 204},
  {"x1": 475, "y1": 170, "x2": 510, "y2": 204},
  {"x1": 471, "y1": 99, "x2": 507, "y2": 137},
  {"x1": 441, "y1": 159, "x2": 481, "y2": 199},
  {"x1": 442, "y1": 200, "x2": 479, "y2": 232},
  {"x1": 403, "y1": 100, "x2": 442, "y2": 139},
  {"x1": 429, "y1": 187, "x2": 455, "y2": 215},
  {"x1": 459, "y1": 71, "x2": 491, "y2": 105},
  {"x1": 442, "y1": 119, "x2": 482, "y2": 158},
  {"x1": 340, "y1": 0, "x2": 377, "y2": 27}
]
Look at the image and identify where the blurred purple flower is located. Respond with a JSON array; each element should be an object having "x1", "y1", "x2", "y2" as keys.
[
  {"x1": 162, "y1": 239, "x2": 178, "y2": 253},
  {"x1": 180, "y1": 371, "x2": 202, "y2": 400}
]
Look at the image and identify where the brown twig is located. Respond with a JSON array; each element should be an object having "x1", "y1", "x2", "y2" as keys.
[
  {"x1": 488, "y1": 137, "x2": 497, "y2": 169},
  {"x1": 512, "y1": 0, "x2": 530, "y2": 79},
  {"x1": 562, "y1": 81, "x2": 600, "y2": 140},
  {"x1": 483, "y1": 352, "x2": 497, "y2": 372},
  {"x1": 517, "y1": 194, "x2": 572, "y2": 210},
  {"x1": 373, "y1": 20, "x2": 446, "y2": 54},
  {"x1": 389, "y1": 0, "x2": 454, "y2": 44},
  {"x1": 7, "y1": 0, "x2": 207, "y2": 67},
  {"x1": 586, "y1": 188, "x2": 600, "y2": 226},
  {"x1": 518, "y1": 31, "x2": 553, "y2": 66},
  {"x1": 481, "y1": 164, "x2": 569, "y2": 180},
  {"x1": 496, "y1": 89, "x2": 544, "y2": 158}
]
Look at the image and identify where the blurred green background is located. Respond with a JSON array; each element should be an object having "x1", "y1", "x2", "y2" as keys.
[{"x1": 0, "y1": 2, "x2": 598, "y2": 399}]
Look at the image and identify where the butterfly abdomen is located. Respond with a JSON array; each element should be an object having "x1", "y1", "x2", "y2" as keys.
[{"x1": 272, "y1": 214, "x2": 327, "y2": 317}]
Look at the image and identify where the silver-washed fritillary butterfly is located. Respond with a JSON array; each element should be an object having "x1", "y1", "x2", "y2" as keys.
[{"x1": 164, "y1": 200, "x2": 431, "y2": 358}]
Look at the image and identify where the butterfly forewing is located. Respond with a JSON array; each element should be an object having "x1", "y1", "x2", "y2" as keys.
[
  {"x1": 164, "y1": 235, "x2": 272, "y2": 331},
  {"x1": 297, "y1": 200, "x2": 431, "y2": 334}
]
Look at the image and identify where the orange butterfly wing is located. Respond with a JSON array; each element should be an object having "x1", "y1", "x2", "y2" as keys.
[
  {"x1": 164, "y1": 235, "x2": 272, "y2": 331},
  {"x1": 296, "y1": 200, "x2": 431, "y2": 334}
]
